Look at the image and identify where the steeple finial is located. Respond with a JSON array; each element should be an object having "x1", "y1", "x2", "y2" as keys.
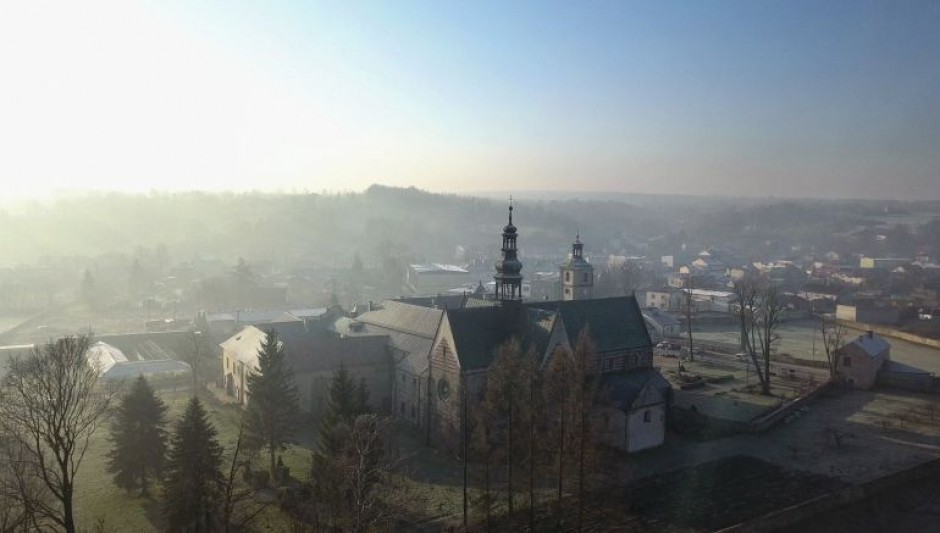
[{"x1": 508, "y1": 196, "x2": 513, "y2": 225}]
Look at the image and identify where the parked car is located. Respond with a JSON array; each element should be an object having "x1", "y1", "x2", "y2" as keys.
[{"x1": 655, "y1": 342, "x2": 682, "y2": 357}]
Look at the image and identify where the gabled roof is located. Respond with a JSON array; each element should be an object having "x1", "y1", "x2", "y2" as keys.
[
  {"x1": 642, "y1": 308, "x2": 680, "y2": 328},
  {"x1": 220, "y1": 323, "x2": 389, "y2": 373},
  {"x1": 528, "y1": 296, "x2": 652, "y2": 354},
  {"x1": 445, "y1": 305, "x2": 555, "y2": 371},
  {"x1": 601, "y1": 368, "x2": 671, "y2": 411},
  {"x1": 356, "y1": 300, "x2": 443, "y2": 338},
  {"x1": 844, "y1": 332, "x2": 890, "y2": 358},
  {"x1": 102, "y1": 359, "x2": 191, "y2": 380},
  {"x1": 330, "y1": 315, "x2": 434, "y2": 375}
]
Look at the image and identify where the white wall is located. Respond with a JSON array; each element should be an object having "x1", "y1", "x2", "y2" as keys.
[{"x1": 626, "y1": 404, "x2": 666, "y2": 453}]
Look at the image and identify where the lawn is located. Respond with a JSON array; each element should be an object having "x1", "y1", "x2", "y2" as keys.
[{"x1": 71, "y1": 384, "x2": 314, "y2": 532}]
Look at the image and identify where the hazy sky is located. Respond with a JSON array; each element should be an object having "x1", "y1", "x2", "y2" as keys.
[{"x1": 1, "y1": 1, "x2": 938, "y2": 201}]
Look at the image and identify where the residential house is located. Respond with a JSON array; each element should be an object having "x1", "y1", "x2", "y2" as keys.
[
  {"x1": 835, "y1": 331, "x2": 890, "y2": 389},
  {"x1": 644, "y1": 288, "x2": 674, "y2": 311}
]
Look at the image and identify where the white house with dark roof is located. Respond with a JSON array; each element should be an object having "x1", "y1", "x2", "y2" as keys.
[{"x1": 835, "y1": 331, "x2": 890, "y2": 389}]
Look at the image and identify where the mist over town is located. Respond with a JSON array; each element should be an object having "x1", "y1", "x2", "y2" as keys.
[{"x1": 2, "y1": 1, "x2": 940, "y2": 532}]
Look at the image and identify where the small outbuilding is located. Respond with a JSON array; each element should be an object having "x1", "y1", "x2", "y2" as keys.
[{"x1": 599, "y1": 369, "x2": 672, "y2": 453}]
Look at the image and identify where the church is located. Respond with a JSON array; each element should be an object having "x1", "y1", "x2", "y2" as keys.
[
  {"x1": 422, "y1": 203, "x2": 671, "y2": 453},
  {"x1": 220, "y1": 203, "x2": 671, "y2": 454}
]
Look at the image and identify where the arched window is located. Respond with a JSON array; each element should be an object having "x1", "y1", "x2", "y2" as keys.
[
  {"x1": 565, "y1": 271, "x2": 571, "y2": 282},
  {"x1": 643, "y1": 410, "x2": 651, "y2": 423}
]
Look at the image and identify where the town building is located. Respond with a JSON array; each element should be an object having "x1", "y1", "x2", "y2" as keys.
[
  {"x1": 642, "y1": 307, "x2": 681, "y2": 341},
  {"x1": 220, "y1": 318, "x2": 390, "y2": 414},
  {"x1": 835, "y1": 331, "x2": 890, "y2": 389},
  {"x1": 644, "y1": 287, "x2": 674, "y2": 311},
  {"x1": 859, "y1": 257, "x2": 910, "y2": 270},
  {"x1": 406, "y1": 263, "x2": 474, "y2": 295}
]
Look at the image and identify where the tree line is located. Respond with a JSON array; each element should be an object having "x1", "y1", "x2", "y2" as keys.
[{"x1": 466, "y1": 329, "x2": 606, "y2": 531}]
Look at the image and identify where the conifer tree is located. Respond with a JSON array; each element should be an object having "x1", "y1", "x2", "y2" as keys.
[
  {"x1": 244, "y1": 328, "x2": 300, "y2": 482},
  {"x1": 164, "y1": 397, "x2": 224, "y2": 532},
  {"x1": 108, "y1": 376, "x2": 168, "y2": 496},
  {"x1": 317, "y1": 364, "x2": 369, "y2": 457}
]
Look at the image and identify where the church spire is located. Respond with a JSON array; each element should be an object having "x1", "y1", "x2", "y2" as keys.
[{"x1": 494, "y1": 200, "x2": 523, "y2": 301}]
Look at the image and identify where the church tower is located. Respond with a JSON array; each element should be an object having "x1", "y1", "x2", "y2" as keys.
[
  {"x1": 560, "y1": 232, "x2": 593, "y2": 300},
  {"x1": 494, "y1": 201, "x2": 523, "y2": 302}
]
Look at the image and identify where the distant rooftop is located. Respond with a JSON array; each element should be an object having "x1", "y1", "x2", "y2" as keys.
[{"x1": 409, "y1": 263, "x2": 470, "y2": 274}]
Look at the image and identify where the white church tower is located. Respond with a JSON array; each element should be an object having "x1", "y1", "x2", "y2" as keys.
[{"x1": 560, "y1": 233, "x2": 593, "y2": 300}]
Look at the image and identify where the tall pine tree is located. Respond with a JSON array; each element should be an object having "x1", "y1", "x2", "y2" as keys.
[
  {"x1": 164, "y1": 397, "x2": 224, "y2": 532},
  {"x1": 317, "y1": 364, "x2": 369, "y2": 457},
  {"x1": 244, "y1": 328, "x2": 300, "y2": 483},
  {"x1": 108, "y1": 376, "x2": 168, "y2": 496}
]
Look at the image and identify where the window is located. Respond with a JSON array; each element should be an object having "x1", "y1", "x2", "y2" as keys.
[
  {"x1": 643, "y1": 410, "x2": 651, "y2": 423},
  {"x1": 843, "y1": 356, "x2": 852, "y2": 367},
  {"x1": 604, "y1": 358, "x2": 614, "y2": 371},
  {"x1": 565, "y1": 287, "x2": 571, "y2": 295},
  {"x1": 400, "y1": 402, "x2": 405, "y2": 415},
  {"x1": 437, "y1": 378, "x2": 451, "y2": 401},
  {"x1": 565, "y1": 271, "x2": 571, "y2": 282},
  {"x1": 583, "y1": 273, "x2": 588, "y2": 282}
]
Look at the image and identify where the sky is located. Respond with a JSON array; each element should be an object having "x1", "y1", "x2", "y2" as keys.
[{"x1": 1, "y1": 0, "x2": 938, "y2": 201}]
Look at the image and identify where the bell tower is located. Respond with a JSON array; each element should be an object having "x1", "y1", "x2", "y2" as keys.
[
  {"x1": 560, "y1": 232, "x2": 593, "y2": 300},
  {"x1": 494, "y1": 200, "x2": 523, "y2": 302}
]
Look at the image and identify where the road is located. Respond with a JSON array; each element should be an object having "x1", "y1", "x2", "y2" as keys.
[{"x1": 692, "y1": 319, "x2": 940, "y2": 375}]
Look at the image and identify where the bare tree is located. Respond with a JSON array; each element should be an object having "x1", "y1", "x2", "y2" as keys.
[
  {"x1": 183, "y1": 328, "x2": 209, "y2": 397},
  {"x1": 0, "y1": 436, "x2": 48, "y2": 531},
  {"x1": 221, "y1": 418, "x2": 266, "y2": 533},
  {"x1": 734, "y1": 278, "x2": 785, "y2": 395},
  {"x1": 0, "y1": 334, "x2": 114, "y2": 533},
  {"x1": 819, "y1": 315, "x2": 846, "y2": 383},
  {"x1": 684, "y1": 273, "x2": 695, "y2": 362}
]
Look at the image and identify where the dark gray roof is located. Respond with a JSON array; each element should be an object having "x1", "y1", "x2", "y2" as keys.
[
  {"x1": 642, "y1": 308, "x2": 680, "y2": 328},
  {"x1": 601, "y1": 368, "x2": 671, "y2": 411},
  {"x1": 528, "y1": 296, "x2": 652, "y2": 354},
  {"x1": 445, "y1": 305, "x2": 555, "y2": 371},
  {"x1": 394, "y1": 294, "x2": 469, "y2": 310},
  {"x1": 334, "y1": 301, "x2": 440, "y2": 375}
]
